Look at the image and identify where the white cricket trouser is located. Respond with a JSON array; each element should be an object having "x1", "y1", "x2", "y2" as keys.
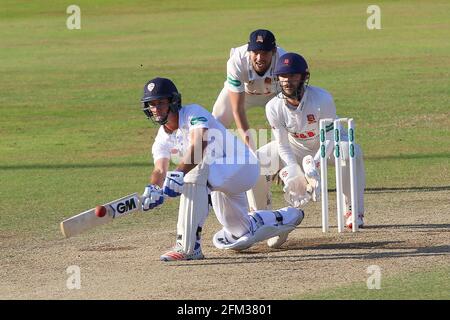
[
  {"x1": 208, "y1": 154, "x2": 260, "y2": 239},
  {"x1": 212, "y1": 87, "x2": 275, "y2": 128},
  {"x1": 253, "y1": 140, "x2": 366, "y2": 215}
]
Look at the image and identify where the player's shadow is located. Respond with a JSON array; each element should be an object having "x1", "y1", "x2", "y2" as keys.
[
  {"x1": 284, "y1": 240, "x2": 405, "y2": 251},
  {"x1": 169, "y1": 242, "x2": 450, "y2": 267},
  {"x1": 302, "y1": 222, "x2": 450, "y2": 231},
  {"x1": 365, "y1": 223, "x2": 450, "y2": 230}
]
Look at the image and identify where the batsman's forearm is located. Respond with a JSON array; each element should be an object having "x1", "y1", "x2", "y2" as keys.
[
  {"x1": 176, "y1": 140, "x2": 208, "y2": 174},
  {"x1": 151, "y1": 158, "x2": 169, "y2": 187},
  {"x1": 176, "y1": 144, "x2": 197, "y2": 173},
  {"x1": 150, "y1": 169, "x2": 165, "y2": 187},
  {"x1": 175, "y1": 161, "x2": 197, "y2": 175}
]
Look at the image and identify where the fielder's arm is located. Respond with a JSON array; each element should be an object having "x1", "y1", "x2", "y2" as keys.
[
  {"x1": 229, "y1": 91, "x2": 255, "y2": 150},
  {"x1": 271, "y1": 126, "x2": 297, "y2": 167}
]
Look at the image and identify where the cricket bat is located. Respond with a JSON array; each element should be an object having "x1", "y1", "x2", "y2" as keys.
[{"x1": 60, "y1": 193, "x2": 141, "y2": 238}]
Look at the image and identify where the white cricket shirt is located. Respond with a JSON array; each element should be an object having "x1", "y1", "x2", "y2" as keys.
[
  {"x1": 265, "y1": 85, "x2": 337, "y2": 166},
  {"x1": 225, "y1": 44, "x2": 286, "y2": 96}
]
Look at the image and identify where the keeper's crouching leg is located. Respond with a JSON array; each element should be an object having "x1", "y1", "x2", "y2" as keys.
[{"x1": 246, "y1": 141, "x2": 281, "y2": 211}]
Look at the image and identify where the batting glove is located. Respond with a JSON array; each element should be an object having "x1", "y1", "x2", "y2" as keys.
[
  {"x1": 142, "y1": 184, "x2": 164, "y2": 211},
  {"x1": 302, "y1": 155, "x2": 321, "y2": 202},
  {"x1": 163, "y1": 171, "x2": 184, "y2": 197}
]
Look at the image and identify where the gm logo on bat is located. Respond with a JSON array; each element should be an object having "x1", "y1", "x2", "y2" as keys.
[{"x1": 112, "y1": 198, "x2": 138, "y2": 217}]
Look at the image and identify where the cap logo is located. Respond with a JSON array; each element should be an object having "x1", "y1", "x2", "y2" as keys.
[
  {"x1": 256, "y1": 35, "x2": 264, "y2": 43},
  {"x1": 283, "y1": 58, "x2": 290, "y2": 65},
  {"x1": 147, "y1": 83, "x2": 155, "y2": 92}
]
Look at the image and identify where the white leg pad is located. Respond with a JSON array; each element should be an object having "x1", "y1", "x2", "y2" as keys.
[
  {"x1": 177, "y1": 164, "x2": 209, "y2": 254},
  {"x1": 212, "y1": 207, "x2": 304, "y2": 251}
]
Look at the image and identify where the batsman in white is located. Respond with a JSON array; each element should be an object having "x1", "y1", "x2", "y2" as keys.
[
  {"x1": 140, "y1": 77, "x2": 304, "y2": 261},
  {"x1": 212, "y1": 29, "x2": 286, "y2": 149},
  {"x1": 247, "y1": 53, "x2": 366, "y2": 232}
]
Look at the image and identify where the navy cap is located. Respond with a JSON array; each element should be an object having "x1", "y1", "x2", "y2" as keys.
[
  {"x1": 274, "y1": 53, "x2": 309, "y2": 76},
  {"x1": 141, "y1": 77, "x2": 179, "y2": 103},
  {"x1": 247, "y1": 29, "x2": 276, "y2": 51}
]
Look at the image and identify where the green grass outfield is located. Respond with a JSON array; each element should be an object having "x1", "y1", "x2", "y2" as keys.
[
  {"x1": 1, "y1": 0, "x2": 448, "y2": 233},
  {"x1": 0, "y1": 0, "x2": 449, "y2": 298},
  {"x1": 295, "y1": 266, "x2": 450, "y2": 300}
]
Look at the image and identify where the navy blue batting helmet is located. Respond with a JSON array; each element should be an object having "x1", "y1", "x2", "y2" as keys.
[
  {"x1": 274, "y1": 53, "x2": 310, "y2": 101},
  {"x1": 141, "y1": 77, "x2": 182, "y2": 125},
  {"x1": 274, "y1": 52, "x2": 309, "y2": 76}
]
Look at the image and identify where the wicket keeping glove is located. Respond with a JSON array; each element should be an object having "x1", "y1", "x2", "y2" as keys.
[
  {"x1": 279, "y1": 164, "x2": 307, "y2": 195},
  {"x1": 142, "y1": 184, "x2": 164, "y2": 211},
  {"x1": 279, "y1": 164, "x2": 310, "y2": 207},
  {"x1": 163, "y1": 171, "x2": 184, "y2": 197},
  {"x1": 302, "y1": 155, "x2": 321, "y2": 202},
  {"x1": 284, "y1": 192, "x2": 311, "y2": 208}
]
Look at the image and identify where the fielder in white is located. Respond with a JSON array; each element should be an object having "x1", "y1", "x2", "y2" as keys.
[
  {"x1": 140, "y1": 77, "x2": 304, "y2": 261},
  {"x1": 247, "y1": 53, "x2": 366, "y2": 230},
  {"x1": 212, "y1": 29, "x2": 286, "y2": 149}
]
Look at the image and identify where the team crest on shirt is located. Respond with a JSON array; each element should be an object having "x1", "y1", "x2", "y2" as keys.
[{"x1": 307, "y1": 114, "x2": 316, "y2": 124}]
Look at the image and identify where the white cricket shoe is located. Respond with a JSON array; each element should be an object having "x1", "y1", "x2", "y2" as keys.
[
  {"x1": 160, "y1": 242, "x2": 204, "y2": 261},
  {"x1": 267, "y1": 208, "x2": 304, "y2": 249},
  {"x1": 345, "y1": 211, "x2": 364, "y2": 229}
]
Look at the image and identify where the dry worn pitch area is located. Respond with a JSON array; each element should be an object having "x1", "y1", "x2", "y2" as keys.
[{"x1": 1, "y1": 190, "x2": 449, "y2": 299}]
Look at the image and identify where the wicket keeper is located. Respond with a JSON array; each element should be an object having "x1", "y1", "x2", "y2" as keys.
[{"x1": 247, "y1": 53, "x2": 366, "y2": 229}]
